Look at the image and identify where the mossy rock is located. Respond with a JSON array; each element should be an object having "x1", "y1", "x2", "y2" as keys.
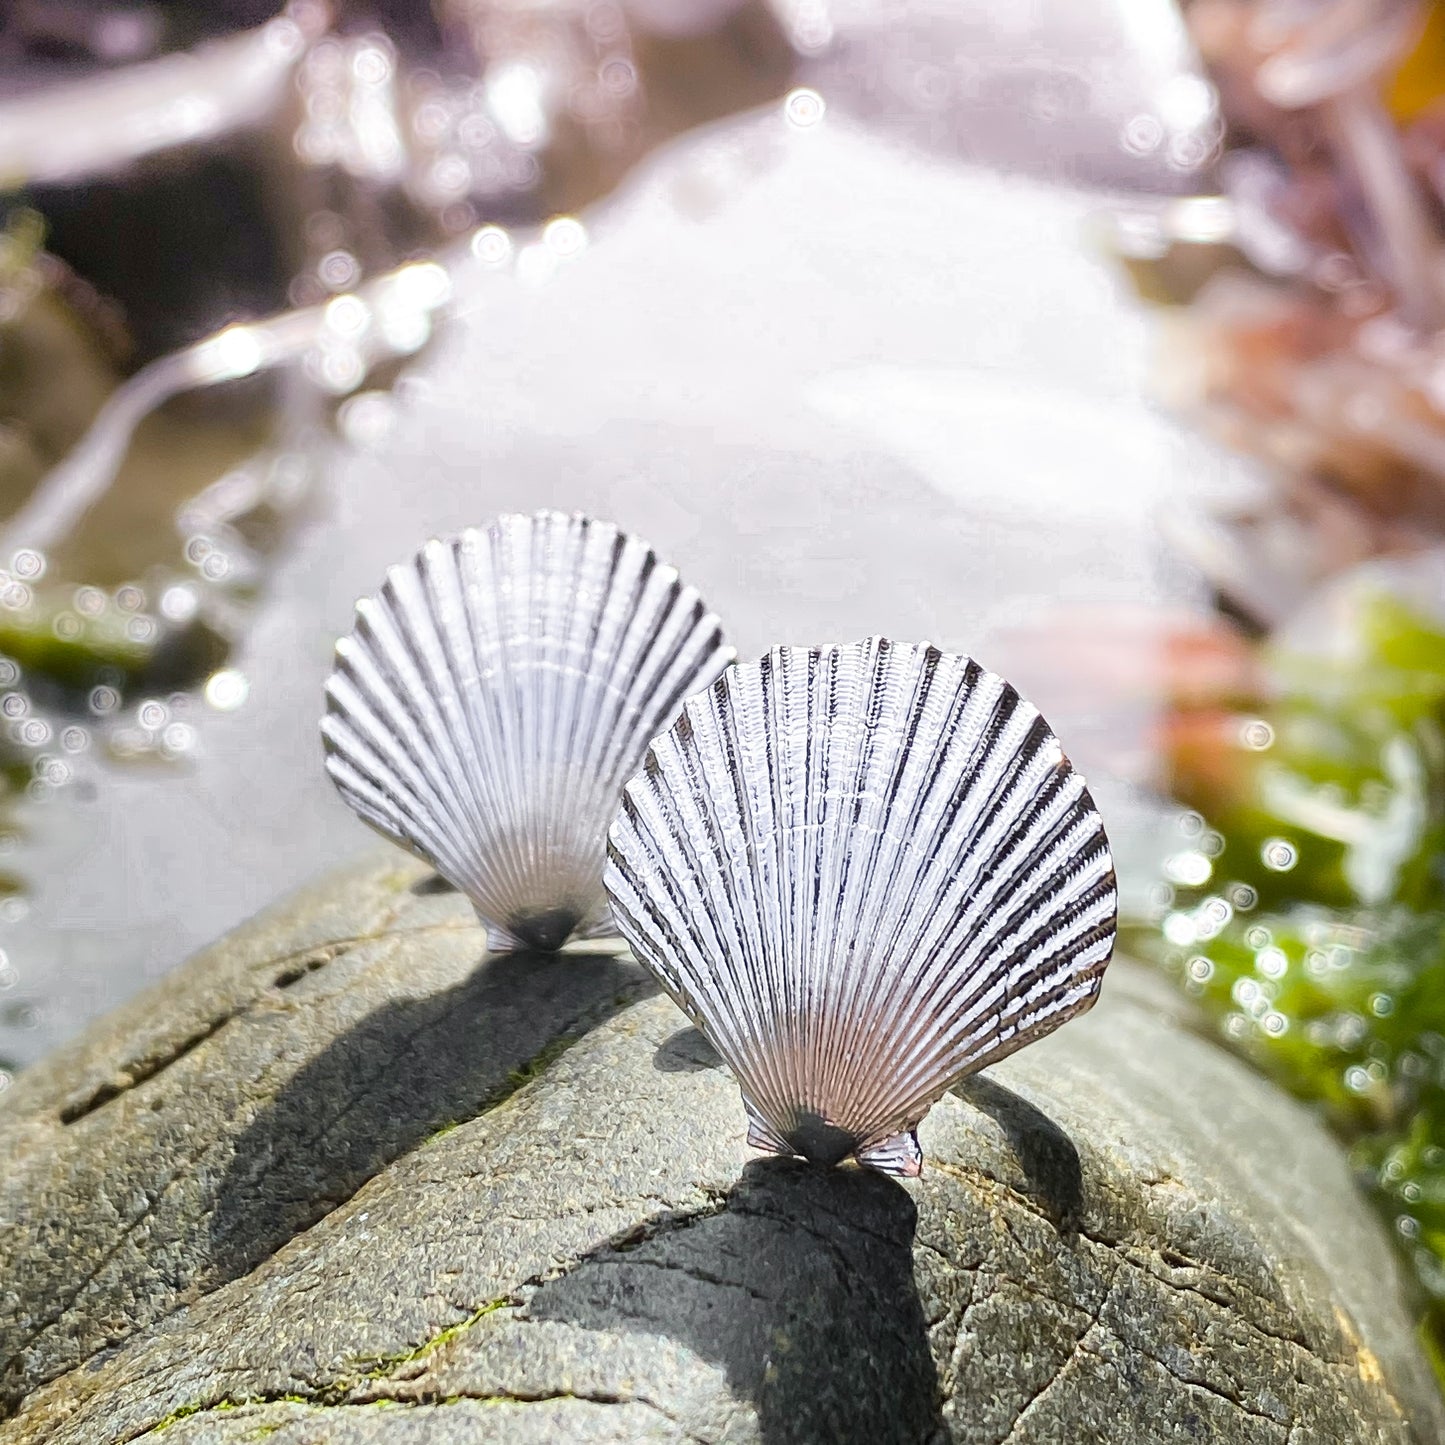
[{"x1": 1, "y1": 853, "x2": 1441, "y2": 1443}]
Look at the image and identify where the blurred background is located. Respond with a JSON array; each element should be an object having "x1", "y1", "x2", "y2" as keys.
[{"x1": 5, "y1": 0, "x2": 1445, "y2": 1390}]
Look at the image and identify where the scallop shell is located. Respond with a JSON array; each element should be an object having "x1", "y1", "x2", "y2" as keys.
[
  {"x1": 603, "y1": 637, "x2": 1117, "y2": 1176},
  {"x1": 322, "y1": 511, "x2": 734, "y2": 952}
]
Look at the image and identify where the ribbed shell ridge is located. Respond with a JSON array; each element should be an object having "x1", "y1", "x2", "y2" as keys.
[
  {"x1": 604, "y1": 637, "x2": 1117, "y2": 1174},
  {"x1": 322, "y1": 510, "x2": 733, "y2": 951}
]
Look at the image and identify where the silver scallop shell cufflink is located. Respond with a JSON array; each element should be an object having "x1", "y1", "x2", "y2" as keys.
[
  {"x1": 321, "y1": 510, "x2": 734, "y2": 952},
  {"x1": 603, "y1": 637, "x2": 1118, "y2": 1177},
  {"x1": 320, "y1": 524, "x2": 1115, "y2": 1180}
]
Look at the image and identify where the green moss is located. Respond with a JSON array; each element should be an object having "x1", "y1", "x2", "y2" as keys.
[
  {"x1": 149, "y1": 1392, "x2": 339, "y2": 1433},
  {"x1": 1131, "y1": 908, "x2": 1445, "y2": 1135},
  {"x1": 421, "y1": 1004, "x2": 638, "y2": 1153},
  {"x1": 418, "y1": 1035, "x2": 578, "y2": 1153},
  {"x1": 149, "y1": 1399, "x2": 224, "y2": 1434},
  {"x1": 1132, "y1": 589, "x2": 1445, "y2": 1395},
  {"x1": 349, "y1": 1295, "x2": 511, "y2": 1378},
  {"x1": 147, "y1": 1378, "x2": 525, "y2": 1436},
  {"x1": 149, "y1": 1390, "x2": 427, "y2": 1434},
  {"x1": 0, "y1": 601, "x2": 150, "y2": 686},
  {"x1": 148, "y1": 1401, "x2": 203, "y2": 1434},
  {"x1": 504, "y1": 1034, "x2": 575, "y2": 1092}
]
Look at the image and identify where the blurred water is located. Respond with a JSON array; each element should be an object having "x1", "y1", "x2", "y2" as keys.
[{"x1": 0, "y1": 102, "x2": 1257, "y2": 1073}]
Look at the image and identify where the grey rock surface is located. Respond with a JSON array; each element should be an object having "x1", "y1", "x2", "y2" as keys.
[{"x1": 3, "y1": 854, "x2": 1440, "y2": 1443}]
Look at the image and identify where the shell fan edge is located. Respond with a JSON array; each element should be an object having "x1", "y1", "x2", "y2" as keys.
[
  {"x1": 320, "y1": 509, "x2": 735, "y2": 953},
  {"x1": 603, "y1": 635, "x2": 1118, "y2": 1178}
]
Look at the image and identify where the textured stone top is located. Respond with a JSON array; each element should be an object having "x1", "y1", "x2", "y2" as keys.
[{"x1": 1, "y1": 852, "x2": 1441, "y2": 1443}]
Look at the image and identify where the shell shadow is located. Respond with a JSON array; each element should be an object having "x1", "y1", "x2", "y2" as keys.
[
  {"x1": 408, "y1": 872, "x2": 458, "y2": 896},
  {"x1": 954, "y1": 1073, "x2": 1083, "y2": 1231},
  {"x1": 206, "y1": 947, "x2": 644, "y2": 1294},
  {"x1": 653, "y1": 1032, "x2": 1082, "y2": 1227},
  {"x1": 528, "y1": 1156, "x2": 945, "y2": 1444},
  {"x1": 653, "y1": 1023, "x2": 722, "y2": 1072}
]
